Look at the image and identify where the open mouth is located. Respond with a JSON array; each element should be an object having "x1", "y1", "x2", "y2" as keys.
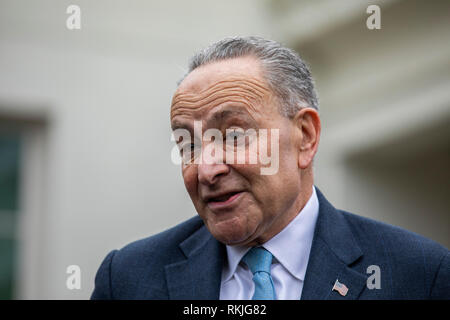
[{"x1": 207, "y1": 191, "x2": 243, "y2": 208}]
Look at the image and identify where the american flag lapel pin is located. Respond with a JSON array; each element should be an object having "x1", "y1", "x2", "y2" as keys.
[{"x1": 332, "y1": 279, "x2": 349, "y2": 296}]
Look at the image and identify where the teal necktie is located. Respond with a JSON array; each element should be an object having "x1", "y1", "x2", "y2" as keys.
[{"x1": 242, "y1": 247, "x2": 276, "y2": 300}]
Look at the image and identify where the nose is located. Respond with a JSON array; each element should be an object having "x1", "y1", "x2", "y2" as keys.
[{"x1": 198, "y1": 162, "x2": 230, "y2": 185}]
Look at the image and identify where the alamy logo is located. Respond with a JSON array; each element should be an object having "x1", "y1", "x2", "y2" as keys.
[
  {"x1": 66, "y1": 265, "x2": 81, "y2": 290},
  {"x1": 171, "y1": 121, "x2": 280, "y2": 175},
  {"x1": 366, "y1": 5, "x2": 381, "y2": 30},
  {"x1": 366, "y1": 265, "x2": 381, "y2": 289},
  {"x1": 66, "y1": 5, "x2": 81, "y2": 30}
]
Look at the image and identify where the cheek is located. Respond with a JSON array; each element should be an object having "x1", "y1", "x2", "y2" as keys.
[
  {"x1": 248, "y1": 152, "x2": 300, "y2": 212},
  {"x1": 182, "y1": 165, "x2": 198, "y2": 198}
]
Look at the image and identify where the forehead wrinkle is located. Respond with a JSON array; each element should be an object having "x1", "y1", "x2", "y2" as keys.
[
  {"x1": 171, "y1": 77, "x2": 269, "y2": 109},
  {"x1": 171, "y1": 96, "x2": 260, "y2": 120},
  {"x1": 172, "y1": 83, "x2": 266, "y2": 111},
  {"x1": 177, "y1": 76, "x2": 270, "y2": 98},
  {"x1": 173, "y1": 87, "x2": 262, "y2": 109},
  {"x1": 171, "y1": 78, "x2": 270, "y2": 120}
]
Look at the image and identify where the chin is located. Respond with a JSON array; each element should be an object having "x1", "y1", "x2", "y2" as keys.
[{"x1": 209, "y1": 222, "x2": 256, "y2": 246}]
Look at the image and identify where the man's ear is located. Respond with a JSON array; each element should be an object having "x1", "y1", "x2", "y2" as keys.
[{"x1": 293, "y1": 107, "x2": 321, "y2": 169}]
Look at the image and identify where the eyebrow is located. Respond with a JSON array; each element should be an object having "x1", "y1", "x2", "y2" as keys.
[
  {"x1": 207, "y1": 105, "x2": 256, "y2": 126},
  {"x1": 170, "y1": 105, "x2": 256, "y2": 132},
  {"x1": 171, "y1": 120, "x2": 190, "y2": 131},
  {"x1": 211, "y1": 108, "x2": 244, "y2": 122}
]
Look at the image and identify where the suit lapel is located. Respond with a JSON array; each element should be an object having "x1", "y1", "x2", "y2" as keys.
[
  {"x1": 301, "y1": 237, "x2": 367, "y2": 299},
  {"x1": 164, "y1": 224, "x2": 225, "y2": 299},
  {"x1": 164, "y1": 187, "x2": 368, "y2": 300},
  {"x1": 301, "y1": 188, "x2": 367, "y2": 300}
]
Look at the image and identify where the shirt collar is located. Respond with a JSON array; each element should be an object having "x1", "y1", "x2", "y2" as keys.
[{"x1": 222, "y1": 186, "x2": 319, "y2": 282}]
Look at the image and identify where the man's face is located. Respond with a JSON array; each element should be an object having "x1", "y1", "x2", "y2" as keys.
[{"x1": 171, "y1": 56, "x2": 306, "y2": 246}]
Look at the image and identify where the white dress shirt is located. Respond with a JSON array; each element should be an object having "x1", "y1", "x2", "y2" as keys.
[{"x1": 220, "y1": 186, "x2": 319, "y2": 300}]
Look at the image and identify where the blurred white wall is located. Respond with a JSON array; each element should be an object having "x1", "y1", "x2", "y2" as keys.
[
  {"x1": 0, "y1": 0, "x2": 448, "y2": 299},
  {"x1": 271, "y1": 0, "x2": 450, "y2": 248},
  {"x1": 0, "y1": 0, "x2": 273, "y2": 299}
]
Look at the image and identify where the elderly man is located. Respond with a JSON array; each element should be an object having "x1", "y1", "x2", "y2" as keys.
[{"x1": 91, "y1": 36, "x2": 449, "y2": 300}]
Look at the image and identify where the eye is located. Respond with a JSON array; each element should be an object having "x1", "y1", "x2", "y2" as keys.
[
  {"x1": 178, "y1": 143, "x2": 194, "y2": 153},
  {"x1": 179, "y1": 142, "x2": 200, "y2": 163}
]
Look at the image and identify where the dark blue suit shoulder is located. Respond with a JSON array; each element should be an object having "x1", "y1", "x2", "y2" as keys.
[
  {"x1": 338, "y1": 210, "x2": 449, "y2": 299},
  {"x1": 339, "y1": 210, "x2": 448, "y2": 256},
  {"x1": 91, "y1": 215, "x2": 205, "y2": 299},
  {"x1": 114, "y1": 215, "x2": 204, "y2": 265}
]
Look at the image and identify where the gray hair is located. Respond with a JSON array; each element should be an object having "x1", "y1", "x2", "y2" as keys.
[{"x1": 179, "y1": 36, "x2": 319, "y2": 117}]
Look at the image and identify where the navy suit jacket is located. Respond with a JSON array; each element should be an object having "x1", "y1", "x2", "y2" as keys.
[{"x1": 91, "y1": 188, "x2": 449, "y2": 299}]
